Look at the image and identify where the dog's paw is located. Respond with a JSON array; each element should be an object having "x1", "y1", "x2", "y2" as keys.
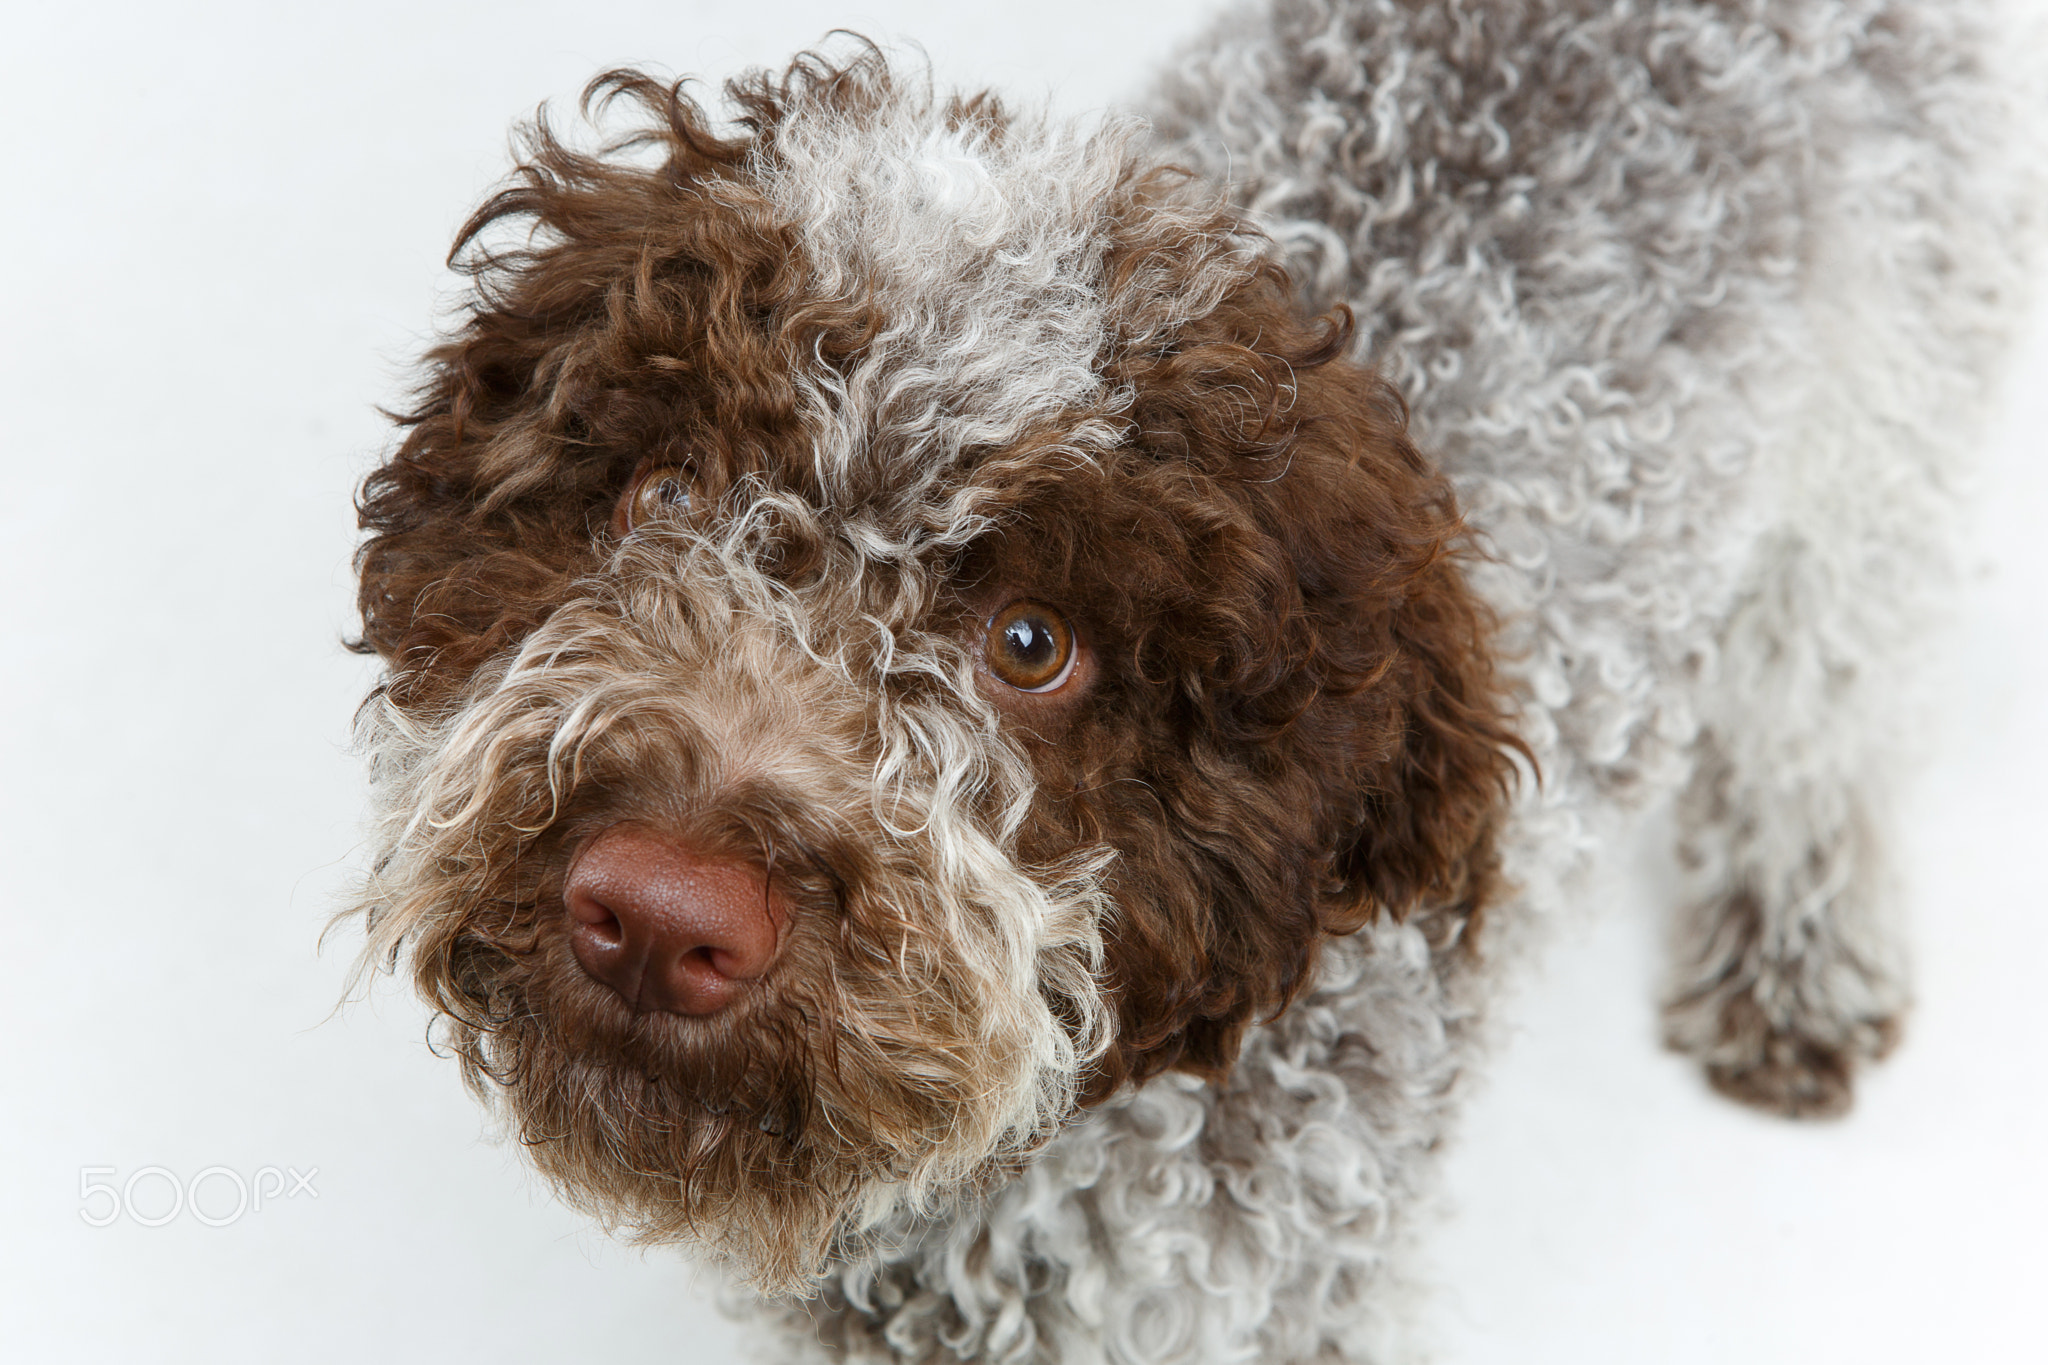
[
  {"x1": 1666, "y1": 991, "x2": 1900, "y2": 1121},
  {"x1": 1703, "y1": 1029, "x2": 1857, "y2": 1119}
]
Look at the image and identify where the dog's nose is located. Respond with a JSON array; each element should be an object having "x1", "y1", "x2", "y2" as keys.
[{"x1": 562, "y1": 825, "x2": 784, "y2": 1016}]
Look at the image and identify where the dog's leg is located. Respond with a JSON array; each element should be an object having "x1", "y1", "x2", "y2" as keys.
[
  {"x1": 1658, "y1": 183, "x2": 1962, "y2": 1115},
  {"x1": 1661, "y1": 530, "x2": 1913, "y2": 1119},
  {"x1": 1657, "y1": 0, "x2": 2039, "y2": 1117}
]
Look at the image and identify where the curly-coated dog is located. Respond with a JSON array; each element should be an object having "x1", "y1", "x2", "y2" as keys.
[{"x1": 348, "y1": 1, "x2": 2034, "y2": 1359}]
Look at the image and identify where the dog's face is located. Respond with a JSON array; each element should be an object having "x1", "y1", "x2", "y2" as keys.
[{"x1": 351, "y1": 56, "x2": 1516, "y2": 1290}]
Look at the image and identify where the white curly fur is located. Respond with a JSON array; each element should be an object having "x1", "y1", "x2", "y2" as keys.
[{"x1": 704, "y1": 1, "x2": 2041, "y2": 1359}]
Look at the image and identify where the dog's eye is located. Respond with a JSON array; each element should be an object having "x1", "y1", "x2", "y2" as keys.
[
  {"x1": 613, "y1": 463, "x2": 693, "y2": 536},
  {"x1": 983, "y1": 601, "x2": 1076, "y2": 693}
]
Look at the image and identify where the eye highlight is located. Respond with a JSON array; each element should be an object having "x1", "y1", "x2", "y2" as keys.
[
  {"x1": 983, "y1": 601, "x2": 1076, "y2": 693},
  {"x1": 612, "y1": 462, "x2": 694, "y2": 536}
]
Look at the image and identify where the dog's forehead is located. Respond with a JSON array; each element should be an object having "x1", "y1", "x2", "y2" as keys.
[
  {"x1": 758, "y1": 101, "x2": 1122, "y2": 444},
  {"x1": 733, "y1": 92, "x2": 1254, "y2": 526}
]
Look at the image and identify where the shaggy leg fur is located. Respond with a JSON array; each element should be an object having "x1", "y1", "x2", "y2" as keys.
[
  {"x1": 1661, "y1": 0, "x2": 2036, "y2": 1117},
  {"x1": 1667, "y1": 607, "x2": 1910, "y2": 1120}
]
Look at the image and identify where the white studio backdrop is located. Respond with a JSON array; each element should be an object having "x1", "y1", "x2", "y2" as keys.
[{"x1": 0, "y1": 3, "x2": 2041, "y2": 1362}]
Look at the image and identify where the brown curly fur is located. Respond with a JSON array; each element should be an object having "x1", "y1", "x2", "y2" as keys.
[{"x1": 351, "y1": 50, "x2": 1522, "y2": 1285}]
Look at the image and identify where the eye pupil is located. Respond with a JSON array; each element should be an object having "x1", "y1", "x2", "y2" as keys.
[{"x1": 1003, "y1": 617, "x2": 1051, "y2": 664}]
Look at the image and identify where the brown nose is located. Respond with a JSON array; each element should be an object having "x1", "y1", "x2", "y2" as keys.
[{"x1": 562, "y1": 825, "x2": 784, "y2": 1016}]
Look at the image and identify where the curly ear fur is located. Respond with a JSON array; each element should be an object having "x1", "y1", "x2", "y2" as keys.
[
  {"x1": 353, "y1": 68, "x2": 842, "y2": 708},
  {"x1": 979, "y1": 271, "x2": 1525, "y2": 1093}
]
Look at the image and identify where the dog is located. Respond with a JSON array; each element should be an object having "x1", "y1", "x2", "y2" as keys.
[{"x1": 347, "y1": 2, "x2": 2034, "y2": 1358}]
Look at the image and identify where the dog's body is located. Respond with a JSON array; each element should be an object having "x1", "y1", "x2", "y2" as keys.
[{"x1": 351, "y1": 2, "x2": 2034, "y2": 1360}]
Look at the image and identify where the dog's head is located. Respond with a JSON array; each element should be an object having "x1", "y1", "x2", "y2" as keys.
[{"x1": 350, "y1": 50, "x2": 1518, "y2": 1291}]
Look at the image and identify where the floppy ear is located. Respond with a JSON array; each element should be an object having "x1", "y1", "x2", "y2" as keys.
[
  {"x1": 1053, "y1": 276, "x2": 1526, "y2": 1095},
  {"x1": 1274, "y1": 360, "x2": 1525, "y2": 936},
  {"x1": 1331, "y1": 529, "x2": 1520, "y2": 931},
  {"x1": 352, "y1": 72, "x2": 790, "y2": 710}
]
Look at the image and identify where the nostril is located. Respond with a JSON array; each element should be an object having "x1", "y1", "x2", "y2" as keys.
[{"x1": 565, "y1": 886, "x2": 624, "y2": 945}]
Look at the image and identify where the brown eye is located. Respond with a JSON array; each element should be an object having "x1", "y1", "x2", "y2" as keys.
[
  {"x1": 612, "y1": 462, "x2": 693, "y2": 536},
  {"x1": 984, "y1": 601, "x2": 1076, "y2": 693}
]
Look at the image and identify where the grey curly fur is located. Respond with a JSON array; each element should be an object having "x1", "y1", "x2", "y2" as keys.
[{"x1": 737, "y1": 1, "x2": 2037, "y2": 1359}]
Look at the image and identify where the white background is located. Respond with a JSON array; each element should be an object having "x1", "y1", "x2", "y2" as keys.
[{"x1": 1, "y1": 3, "x2": 2041, "y2": 1361}]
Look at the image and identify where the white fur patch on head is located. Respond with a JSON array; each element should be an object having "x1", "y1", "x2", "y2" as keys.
[{"x1": 747, "y1": 81, "x2": 1146, "y2": 512}]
